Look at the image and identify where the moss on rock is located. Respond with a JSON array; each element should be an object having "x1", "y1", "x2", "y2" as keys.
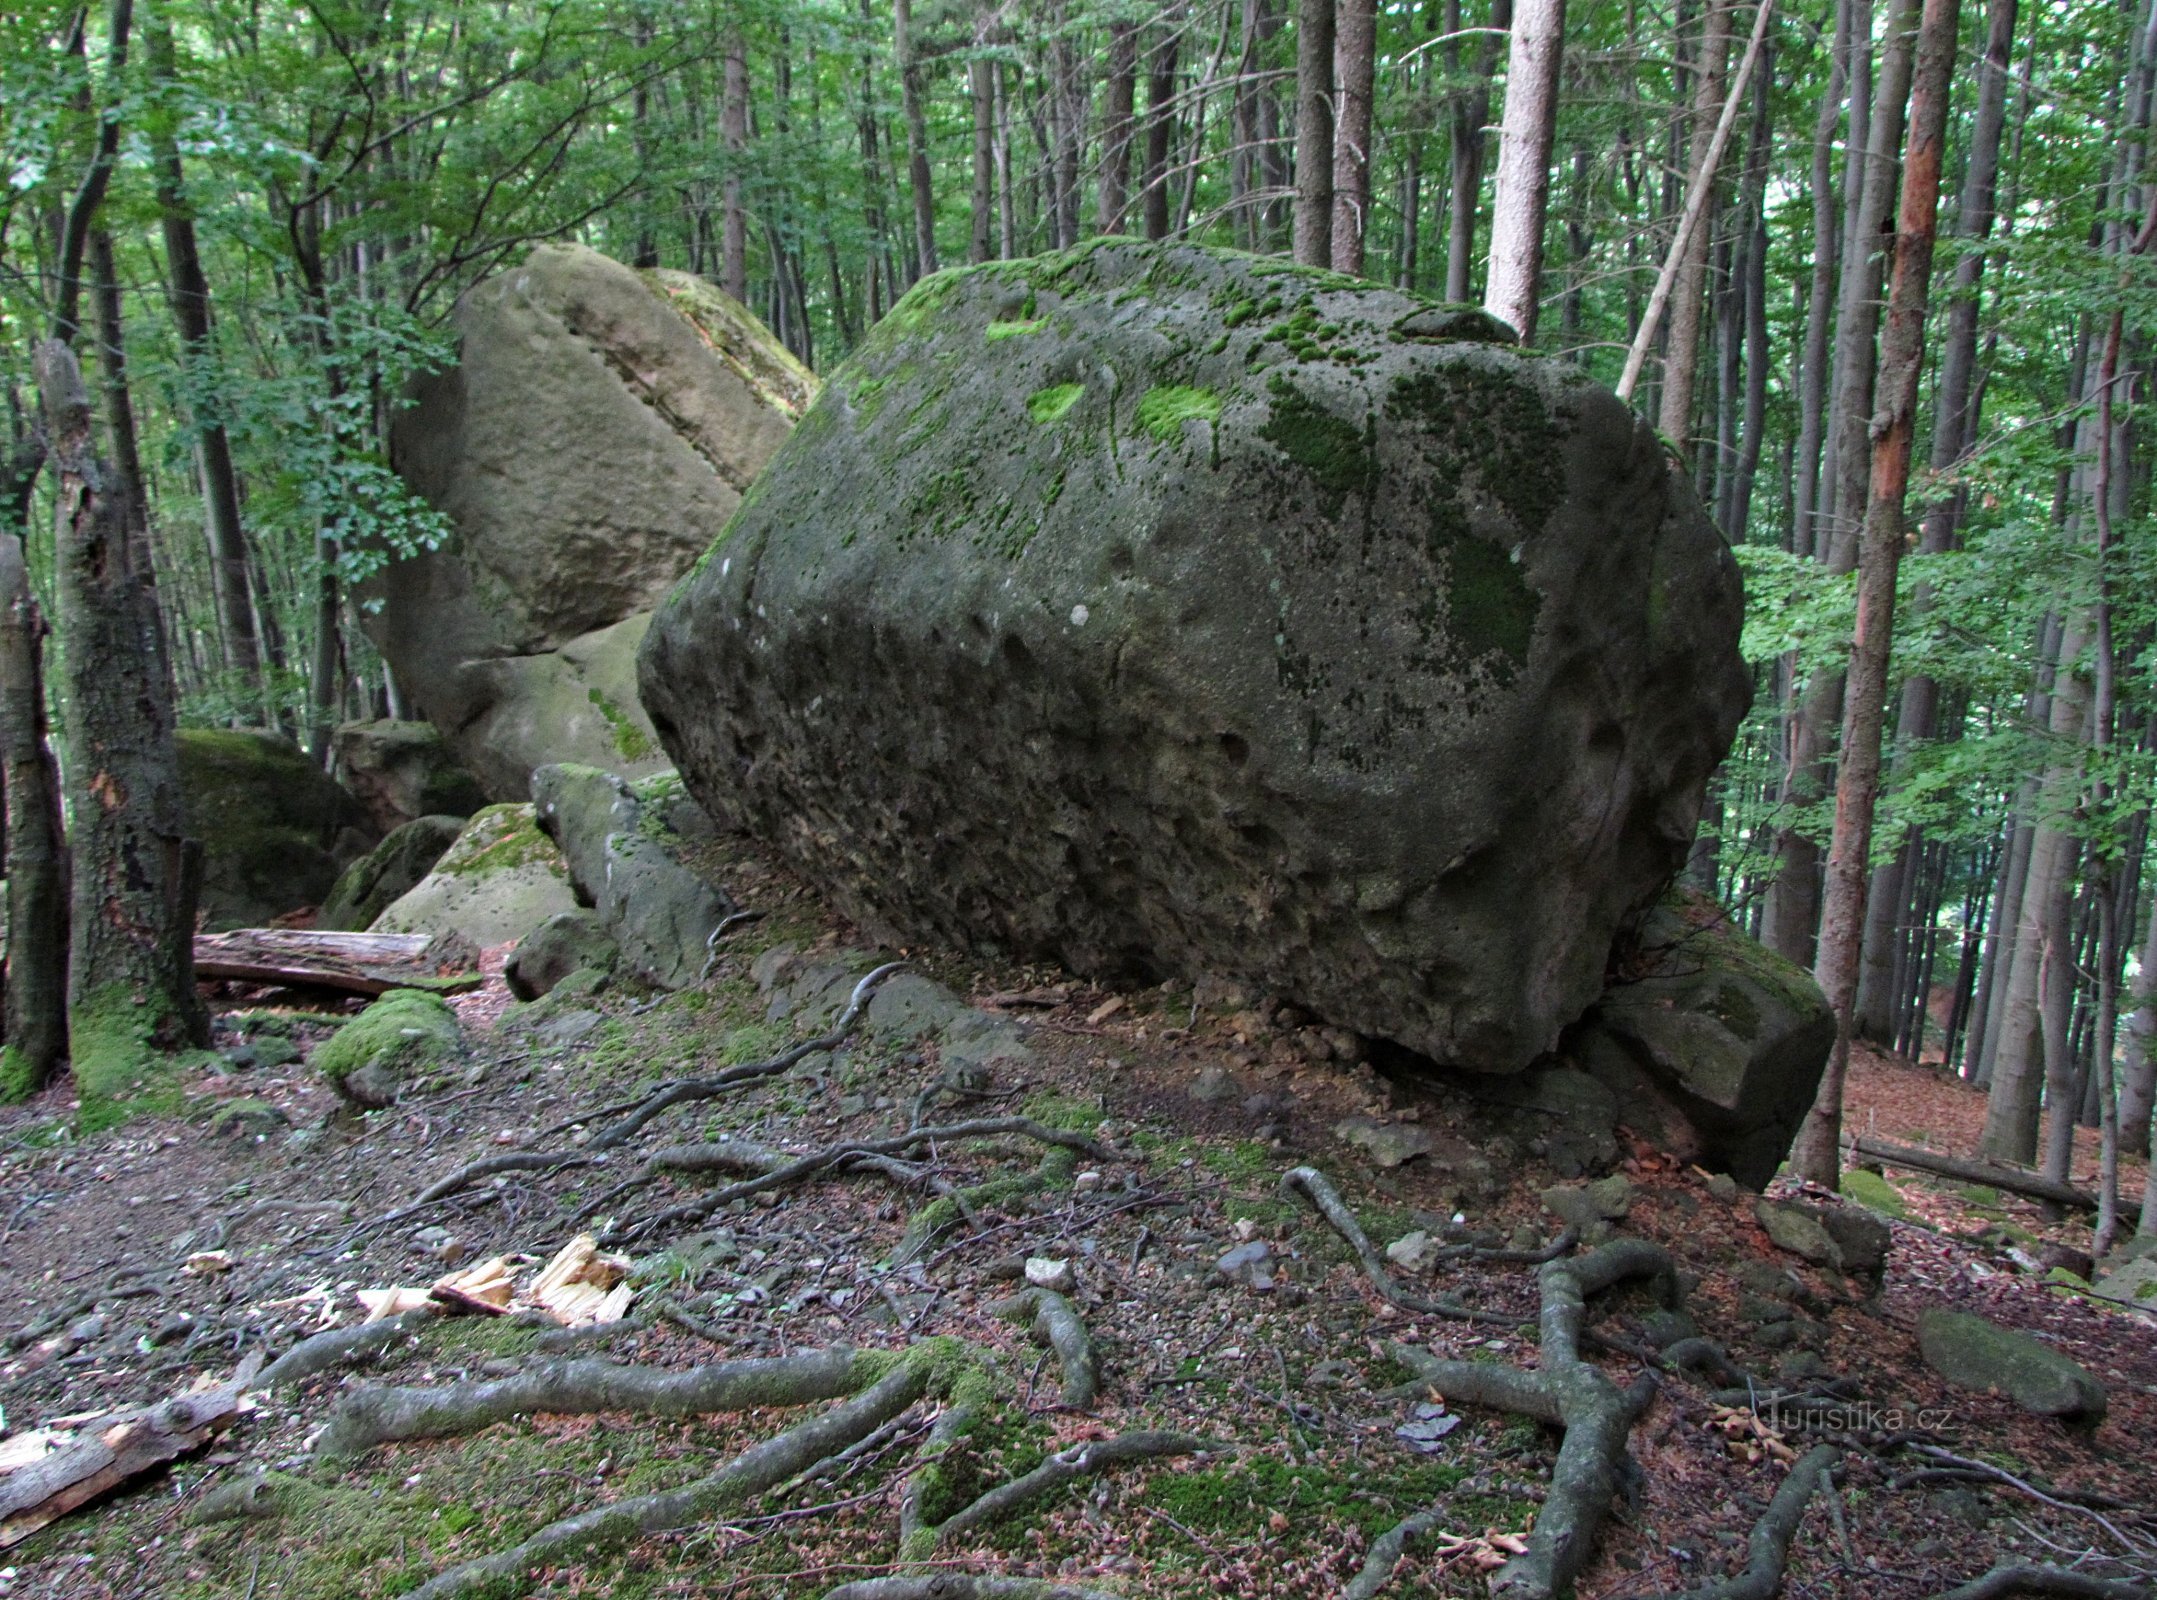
[{"x1": 312, "y1": 989, "x2": 465, "y2": 1108}]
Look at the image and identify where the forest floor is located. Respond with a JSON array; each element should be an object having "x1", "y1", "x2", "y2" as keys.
[{"x1": 0, "y1": 834, "x2": 2152, "y2": 1600}]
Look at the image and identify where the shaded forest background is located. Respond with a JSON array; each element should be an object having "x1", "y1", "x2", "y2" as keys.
[{"x1": 3, "y1": 0, "x2": 2156, "y2": 1226}]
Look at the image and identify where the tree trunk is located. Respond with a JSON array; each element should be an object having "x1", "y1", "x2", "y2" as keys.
[
  {"x1": 49, "y1": 0, "x2": 134, "y2": 350},
  {"x1": 723, "y1": 36, "x2": 750, "y2": 301},
  {"x1": 1099, "y1": 23, "x2": 1139, "y2": 233},
  {"x1": 1293, "y1": 0, "x2": 1336, "y2": 264},
  {"x1": 971, "y1": 19, "x2": 997, "y2": 262},
  {"x1": 2119, "y1": 889, "x2": 2157, "y2": 1161},
  {"x1": 1654, "y1": 0, "x2": 1734, "y2": 445},
  {"x1": 895, "y1": 0, "x2": 940, "y2": 276},
  {"x1": 146, "y1": 15, "x2": 265, "y2": 726},
  {"x1": 1482, "y1": 0, "x2": 1567, "y2": 342},
  {"x1": 0, "y1": 530, "x2": 67, "y2": 1097},
  {"x1": 1143, "y1": 9, "x2": 1183, "y2": 241},
  {"x1": 1790, "y1": 0, "x2": 1851, "y2": 558},
  {"x1": 1788, "y1": 0, "x2": 1957, "y2": 1190},
  {"x1": 1329, "y1": 0, "x2": 1376, "y2": 273},
  {"x1": 35, "y1": 340, "x2": 207, "y2": 1102}
]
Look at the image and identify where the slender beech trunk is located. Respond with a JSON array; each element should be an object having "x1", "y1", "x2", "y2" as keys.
[
  {"x1": 1099, "y1": 23, "x2": 1139, "y2": 232},
  {"x1": 1329, "y1": 0, "x2": 1376, "y2": 273},
  {"x1": 1444, "y1": 0, "x2": 1508, "y2": 303},
  {"x1": 147, "y1": 15, "x2": 264, "y2": 724},
  {"x1": 895, "y1": 0, "x2": 940, "y2": 277},
  {"x1": 0, "y1": 531, "x2": 66, "y2": 1096},
  {"x1": 49, "y1": 0, "x2": 134, "y2": 350},
  {"x1": 1144, "y1": 10, "x2": 1183, "y2": 240},
  {"x1": 35, "y1": 340, "x2": 207, "y2": 1096},
  {"x1": 1792, "y1": 0, "x2": 1851, "y2": 558},
  {"x1": 1789, "y1": 0, "x2": 1958, "y2": 1189},
  {"x1": 1293, "y1": 0, "x2": 1336, "y2": 263},
  {"x1": 1729, "y1": 50, "x2": 1772, "y2": 540},
  {"x1": 1483, "y1": 0, "x2": 1567, "y2": 342},
  {"x1": 723, "y1": 36, "x2": 751, "y2": 301},
  {"x1": 1655, "y1": 0, "x2": 1735, "y2": 445},
  {"x1": 971, "y1": 30, "x2": 997, "y2": 262},
  {"x1": 2122, "y1": 891, "x2": 2157, "y2": 1170}
]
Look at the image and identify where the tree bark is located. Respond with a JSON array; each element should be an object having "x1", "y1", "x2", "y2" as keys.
[
  {"x1": 1293, "y1": 0, "x2": 1336, "y2": 264},
  {"x1": 0, "y1": 530, "x2": 67, "y2": 1096},
  {"x1": 723, "y1": 36, "x2": 750, "y2": 301},
  {"x1": 1329, "y1": 0, "x2": 1376, "y2": 273},
  {"x1": 35, "y1": 340, "x2": 207, "y2": 1099},
  {"x1": 1788, "y1": 0, "x2": 1957, "y2": 1189},
  {"x1": 1482, "y1": 0, "x2": 1567, "y2": 342},
  {"x1": 970, "y1": 16, "x2": 997, "y2": 262},
  {"x1": 1791, "y1": 0, "x2": 1851, "y2": 558},
  {"x1": 1654, "y1": 0, "x2": 1735, "y2": 444},
  {"x1": 895, "y1": 0, "x2": 939, "y2": 276},
  {"x1": 49, "y1": 0, "x2": 134, "y2": 350},
  {"x1": 1098, "y1": 23, "x2": 1139, "y2": 233}
]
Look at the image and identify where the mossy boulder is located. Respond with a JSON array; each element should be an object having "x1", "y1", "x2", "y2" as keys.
[
  {"x1": 530, "y1": 763, "x2": 733, "y2": 988},
  {"x1": 311, "y1": 988, "x2": 465, "y2": 1108},
  {"x1": 318, "y1": 814, "x2": 466, "y2": 931},
  {"x1": 641, "y1": 240, "x2": 1747, "y2": 1074},
  {"x1": 178, "y1": 729, "x2": 376, "y2": 930},
  {"x1": 372, "y1": 803, "x2": 578, "y2": 947},
  {"x1": 1566, "y1": 888, "x2": 1833, "y2": 1188},
  {"x1": 1917, "y1": 1307, "x2": 2107, "y2": 1425},
  {"x1": 367, "y1": 242, "x2": 815, "y2": 798},
  {"x1": 332, "y1": 719, "x2": 486, "y2": 833},
  {"x1": 506, "y1": 909, "x2": 620, "y2": 1000}
]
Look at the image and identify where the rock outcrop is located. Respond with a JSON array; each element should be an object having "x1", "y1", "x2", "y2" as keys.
[
  {"x1": 373, "y1": 803, "x2": 578, "y2": 947},
  {"x1": 318, "y1": 815, "x2": 466, "y2": 932},
  {"x1": 178, "y1": 729, "x2": 375, "y2": 930},
  {"x1": 332, "y1": 719, "x2": 486, "y2": 834},
  {"x1": 640, "y1": 241, "x2": 1748, "y2": 1074},
  {"x1": 371, "y1": 242, "x2": 816, "y2": 797},
  {"x1": 1918, "y1": 1307, "x2": 2107, "y2": 1424},
  {"x1": 1565, "y1": 889, "x2": 1834, "y2": 1188}
]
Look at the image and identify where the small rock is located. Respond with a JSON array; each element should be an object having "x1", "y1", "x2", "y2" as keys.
[
  {"x1": 1024, "y1": 1256, "x2": 1076, "y2": 1293},
  {"x1": 208, "y1": 1098, "x2": 290, "y2": 1139},
  {"x1": 1216, "y1": 1240, "x2": 1275, "y2": 1290},
  {"x1": 2092, "y1": 1254, "x2": 2157, "y2": 1305},
  {"x1": 1189, "y1": 1065, "x2": 1241, "y2": 1103},
  {"x1": 1641, "y1": 1309, "x2": 1700, "y2": 1349},
  {"x1": 1705, "y1": 1172, "x2": 1740, "y2": 1203},
  {"x1": 1507, "y1": 1223, "x2": 1541, "y2": 1252},
  {"x1": 1395, "y1": 1401, "x2": 1461, "y2": 1453},
  {"x1": 1334, "y1": 1116, "x2": 1434, "y2": 1169},
  {"x1": 533, "y1": 1008, "x2": 606, "y2": 1049},
  {"x1": 1386, "y1": 1231, "x2": 1441, "y2": 1274},
  {"x1": 1776, "y1": 1350, "x2": 1830, "y2": 1383},
  {"x1": 1074, "y1": 1170, "x2": 1103, "y2": 1194},
  {"x1": 1585, "y1": 1174, "x2": 1633, "y2": 1219},
  {"x1": 1754, "y1": 1199, "x2": 1842, "y2": 1267},
  {"x1": 147, "y1": 1312, "x2": 195, "y2": 1347}
]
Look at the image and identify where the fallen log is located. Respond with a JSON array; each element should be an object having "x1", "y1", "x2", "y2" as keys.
[
  {"x1": 0, "y1": 1377, "x2": 247, "y2": 1545},
  {"x1": 193, "y1": 928, "x2": 482, "y2": 998},
  {"x1": 1848, "y1": 1137, "x2": 2097, "y2": 1213}
]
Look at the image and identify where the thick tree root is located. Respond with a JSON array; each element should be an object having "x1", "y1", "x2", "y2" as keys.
[
  {"x1": 822, "y1": 1579, "x2": 1127, "y2": 1599},
  {"x1": 1281, "y1": 1166, "x2": 1522, "y2": 1325},
  {"x1": 607, "y1": 1118, "x2": 1107, "y2": 1244},
  {"x1": 992, "y1": 1287, "x2": 1099, "y2": 1409},
  {"x1": 1932, "y1": 1567, "x2": 2157, "y2": 1600},
  {"x1": 923, "y1": 1429, "x2": 1213, "y2": 1548},
  {"x1": 1637, "y1": 1444, "x2": 1839, "y2": 1600},
  {"x1": 399, "y1": 1353, "x2": 936, "y2": 1600},
  {"x1": 314, "y1": 1346, "x2": 873, "y2": 1461},
  {"x1": 250, "y1": 1307, "x2": 440, "y2": 1392},
  {"x1": 1340, "y1": 1508, "x2": 1446, "y2": 1600},
  {"x1": 578, "y1": 1134, "x2": 935, "y2": 1225},
  {"x1": 1374, "y1": 1241, "x2": 1676, "y2": 1600}
]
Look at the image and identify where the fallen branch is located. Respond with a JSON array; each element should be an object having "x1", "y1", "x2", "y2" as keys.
[
  {"x1": 0, "y1": 1377, "x2": 247, "y2": 1546},
  {"x1": 1848, "y1": 1138, "x2": 2097, "y2": 1213},
  {"x1": 1637, "y1": 1444, "x2": 1839, "y2": 1600},
  {"x1": 992, "y1": 1288, "x2": 1099, "y2": 1409},
  {"x1": 194, "y1": 928, "x2": 481, "y2": 997},
  {"x1": 250, "y1": 1307, "x2": 440, "y2": 1391},
  {"x1": 1931, "y1": 1567, "x2": 2157, "y2": 1600},
  {"x1": 1281, "y1": 1166, "x2": 1520, "y2": 1325}
]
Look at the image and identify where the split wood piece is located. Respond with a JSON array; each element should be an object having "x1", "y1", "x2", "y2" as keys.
[
  {"x1": 604, "y1": 1117, "x2": 1109, "y2": 1245},
  {"x1": 823, "y1": 1578, "x2": 1128, "y2": 1599},
  {"x1": 991, "y1": 1287, "x2": 1099, "y2": 1409},
  {"x1": 1931, "y1": 1568, "x2": 2157, "y2": 1600},
  {"x1": 1281, "y1": 1166, "x2": 1522, "y2": 1325},
  {"x1": 193, "y1": 927, "x2": 482, "y2": 997},
  {"x1": 399, "y1": 1353, "x2": 934, "y2": 1600},
  {"x1": 1848, "y1": 1137, "x2": 2098, "y2": 1213},
  {"x1": 430, "y1": 1255, "x2": 516, "y2": 1316},
  {"x1": 528, "y1": 1234, "x2": 634, "y2": 1328},
  {"x1": 314, "y1": 1345, "x2": 872, "y2": 1461},
  {"x1": 1373, "y1": 1240, "x2": 1679, "y2": 1600},
  {"x1": 0, "y1": 1376, "x2": 247, "y2": 1546},
  {"x1": 1635, "y1": 1444, "x2": 1839, "y2": 1600}
]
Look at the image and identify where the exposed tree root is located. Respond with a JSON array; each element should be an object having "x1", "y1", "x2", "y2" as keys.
[
  {"x1": 1637, "y1": 1444, "x2": 1840, "y2": 1600},
  {"x1": 822, "y1": 1575, "x2": 1128, "y2": 1599},
  {"x1": 992, "y1": 1287, "x2": 1098, "y2": 1409},
  {"x1": 313, "y1": 1346, "x2": 873, "y2": 1461},
  {"x1": 1340, "y1": 1508, "x2": 1447, "y2": 1600},
  {"x1": 576, "y1": 1133, "x2": 936, "y2": 1225},
  {"x1": 1372, "y1": 1240, "x2": 1676, "y2": 1600},
  {"x1": 921, "y1": 1429, "x2": 1212, "y2": 1547},
  {"x1": 1931, "y1": 1567, "x2": 2157, "y2": 1600},
  {"x1": 250, "y1": 1306, "x2": 440, "y2": 1392},
  {"x1": 1281, "y1": 1166, "x2": 1524, "y2": 1325}
]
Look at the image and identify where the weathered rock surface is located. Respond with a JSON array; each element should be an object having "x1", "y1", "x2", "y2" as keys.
[
  {"x1": 1566, "y1": 890, "x2": 1833, "y2": 1188},
  {"x1": 312, "y1": 989, "x2": 466, "y2": 1108},
  {"x1": 641, "y1": 241, "x2": 1748, "y2": 1074},
  {"x1": 506, "y1": 909, "x2": 620, "y2": 1001},
  {"x1": 332, "y1": 720, "x2": 486, "y2": 834},
  {"x1": 178, "y1": 729, "x2": 375, "y2": 930},
  {"x1": 530, "y1": 765, "x2": 733, "y2": 989},
  {"x1": 372, "y1": 242, "x2": 816, "y2": 797},
  {"x1": 373, "y1": 803, "x2": 578, "y2": 947},
  {"x1": 1917, "y1": 1307, "x2": 2107, "y2": 1424},
  {"x1": 753, "y1": 945, "x2": 1032, "y2": 1073},
  {"x1": 319, "y1": 815, "x2": 466, "y2": 932}
]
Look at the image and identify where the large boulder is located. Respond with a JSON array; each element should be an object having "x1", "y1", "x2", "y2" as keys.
[
  {"x1": 369, "y1": 242, "x2": 816, "y2": 798},
  {"x1": 640, "y1": 242, "x2": 1748, "y2": 1074},
  {"x1": 1565, "y1": 889, "x2": 1834, "y2": 1187},
  {"x1": 333, "y1": 719, "x2": 487, "y2": 834},
  {"x1": 530, "y1": 764, "x2": 733, "y2": 989},
  {"x1": 318, "y1": 814, "x2": 467, "y2": 932},
  {"x1": 178, "y1": 729, "x2": 375, "y2": 930},
  {"x1": 1917, "y1": 1308, "x2": 2107, "y2": 1425},
  {"x1": 373, "y1": 803, "x2": 578, "y2": 947},
  {"x1": 312, "y1": 989, "x2": 466, "y2": 1108}
]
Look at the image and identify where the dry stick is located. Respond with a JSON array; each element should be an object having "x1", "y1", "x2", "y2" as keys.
[
  {"x1": 990, "y1": 1288, "x2": 1098, "y2": 1409},
  {"x1": 314, "y1": 1346, "x2": 872, "y2": 1462},
  {"x1": 1901, "y1": 1447, "x2": 2154, "y2": 1558},
  {"x1": 1931, "y1": 1568, "x2": 2156, "y2": 1600},
  {"x1": 823, "y1": 1579, "x2": 1130, "y2": 1600},
  {"x1": 1281, "y1": 1166, "x2": 1523, "y2": 1325},
  {"x1": 400, "y1": 1356, "x2": 935, "y2": 1600},
  {"x1": 1635, "y1": 1444, "x2": 1840, "y2": 1600},
  {"x1": 608, "y1": 1118, "x2": 1107, "y2": 1244}
]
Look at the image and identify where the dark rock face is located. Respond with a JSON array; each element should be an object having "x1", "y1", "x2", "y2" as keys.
[
  {"x1": 1566, "y1": 890, "x2": 1833, "y2": 1188},
  {"x1": 178, "y1": 729, "x2": 375, "y2": 930},
  {"x1": 319, "y1": 815, "x2": 467, "y2": 932},
  {"x1": 506, "y1": 909, "x2": 620, "y2": 1000},
  {"x1": 333, "y1": 720, "x2": 486, "y2": 835},
  {"x1": 641, "y1": 241, "x2": 1749, "y2": 1073}
]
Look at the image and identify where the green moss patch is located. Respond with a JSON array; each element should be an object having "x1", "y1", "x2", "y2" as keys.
[
  {"x1": 986, "y1": 318, "x2": 1047, "y2": 341},
  {"x1": 311, "y1": 989, "x2": 464, "y2": 1106},
  {"x1": 1135, "y1": 385, "x2": 1222, "y2": 442},
  {"x1": 437, "y1": 804, "x2": 562, "y2": 879},
  {"x1": 1026, "y1": 382, "x2": 1085, "y2": 423},
  {"x1": 588, "y1": 687, "x2": 658, "y2": 762},
  {"x1": 1260, "y1": 377, "x2": 1377, "y2": 509}
]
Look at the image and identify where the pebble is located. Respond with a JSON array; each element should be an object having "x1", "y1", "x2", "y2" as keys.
[{"x1": 1024, "y1": 1256, "x2": 1076, "y2": 1292}]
